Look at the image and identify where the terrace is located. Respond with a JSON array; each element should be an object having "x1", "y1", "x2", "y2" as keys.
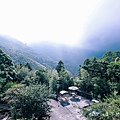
[{"x1": 49, "y1": 87, "x2": 91, "y2": 120}]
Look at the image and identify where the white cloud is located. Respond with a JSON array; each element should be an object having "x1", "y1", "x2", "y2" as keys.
[{"x1": 0, "y1": 0, "x2": 102, "y2": 46}]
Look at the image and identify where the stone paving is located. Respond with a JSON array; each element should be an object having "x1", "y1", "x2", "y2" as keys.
[{"x1": 49, "y1": 96, "x2": 91, "y2": 120}]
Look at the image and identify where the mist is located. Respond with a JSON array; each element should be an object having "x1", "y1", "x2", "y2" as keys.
[{"x1": 80, "y1": 0, "x2": 120, "y2": 51}]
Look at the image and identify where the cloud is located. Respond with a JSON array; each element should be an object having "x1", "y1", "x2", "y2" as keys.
[
  {"x1": 0, "y1": 0, "x2": 102, "y2": 46},
  {"x1": 81, "y1": 0, "x2": 120, "y2": 51},
  {"x1": 0, "y1": 0, "x2": 120, "y2": 50}
]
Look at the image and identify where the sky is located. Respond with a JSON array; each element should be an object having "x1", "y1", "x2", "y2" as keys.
[{"x1": 0, "y1": 0, "x2": 120, "y2": 49}]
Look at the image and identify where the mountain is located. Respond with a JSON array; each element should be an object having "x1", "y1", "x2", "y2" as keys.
[
  {"x1": 0, "y1": 35, "x2": 57, "y2": 70},
  {"x1": 0, "y1": 35, "x2": 119, "y2": 75},
  {"x1": 0, "y1": 35, "x2": 103, "y2": 75},
  {"x1": 30, "y1": 41, "x2": 105, "y2": 75}
]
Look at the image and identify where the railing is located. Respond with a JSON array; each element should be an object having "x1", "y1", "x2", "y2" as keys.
[{"x1": 76, "y1": 90, "x2": 92, "y2": 100}]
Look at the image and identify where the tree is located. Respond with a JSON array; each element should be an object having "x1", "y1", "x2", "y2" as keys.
[
  {"x1": 83, "y1": 91, "x2": 120, "y2": 120},
  {"x1": 58, "y1": 68, "x2": 74, "y2": 91},
  {"x1": 102, "y1": 50, "x2": 120, "y2": 63},
  {"x1": 0, "y1": 49, "x2": 16, "y2": 93},
  {"x1": 49, "y1": 69, "x2": 59, "y2": 94},
  {"x1": 55, "y1": 60, "x2": 64, "y2": 74},
  {"x1": 35, "y1": 69, "x2": 49, "y2": 86},
  {"x1": 21, "y1": 69, "x2": 37, "y2": 86},
  {"x1": 55, "y1": 61, "x2": 74, "y2": 93},
  {"x1": 78, "y1": 68, "x2": 93, "y2": 93},
  {"x1": 3, "y1": 84, "x2": 51, "y2": 120},
  {"x1": 107, "y1": 60, "x2": 120, "y2": 83},
  {"x1": 93, "y1": 77, "x2": 110, "y2": 99},
  {"x1": 78, "y1": 56, "x2": 113, "y2": 99},
  {"x1": 78, "y1": 50, "x2": 120, "y2": 100},
  {"x1": 15, "y1": 63, "x2": 32, "y2": 83}
]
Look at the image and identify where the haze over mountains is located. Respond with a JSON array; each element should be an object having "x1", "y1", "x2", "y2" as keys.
[
  {"x1": 30, "y1": 41, "x2": 105, "y2": 74},
  {"x1": 0, "y1": 35, "x2": 56, "y2": 70},
  {"x1": 0, "y1": 35, "x2": 120, "y2": 75}
]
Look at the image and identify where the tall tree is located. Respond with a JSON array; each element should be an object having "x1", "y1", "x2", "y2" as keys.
[
  {"x1": 55, "y1": 60, "x2": 64, "y2": 74},
  {"x1": 3, "y1": 84, "x2": 51, "y2": 120},
  {"x1": 78, "y1": 68, "x2": 93, "y2": 93},
  {"x1": 35, "y1": 69, "x2": 49, "y2": 86},
  {"x1": 0, "y1": 49, "x2": 16, "y2": 93},
  {"x1": 55, "y1": 61, "x2": 74, "y2": 93},
  {"x1": 78, "y1": 51, "x2": 120, "y2": 99},
  {"x1": 83, "y1": 91, "x2": 120, "y2": 120}
]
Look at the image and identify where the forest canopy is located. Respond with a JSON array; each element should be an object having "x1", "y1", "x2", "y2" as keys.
[{"x1": 0, "y1": 48, "x2": 120, "y2": 120}]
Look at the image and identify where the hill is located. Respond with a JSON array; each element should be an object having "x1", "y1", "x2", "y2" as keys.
[
  {"x1": 1, "y1": 35, "x2": 119, "y2": 75},
  {"x1": 0, "y1": 35, "x2": 56, "y2": 70},
  {"x1": 30, "y1": 41, "x2": 105, "y2": 75}
]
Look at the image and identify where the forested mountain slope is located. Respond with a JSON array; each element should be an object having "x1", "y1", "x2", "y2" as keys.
[
  {"x1": 0, "y1": 35, "x2": 120, "y2": 75},
  {"x1": 30, "y1": 41, "x2": 105, "y2": 74},
  {"x1": 0, "y1": 35, "x2": 57, "y2": 70}
]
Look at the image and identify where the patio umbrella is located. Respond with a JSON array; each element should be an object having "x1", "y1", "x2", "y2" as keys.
[
  {"x1": 68, "y1": 86, "x2": 78, "y2": 91},
  {"x1": 60, "y1": 90, "x2": 68, "y2": 95}
]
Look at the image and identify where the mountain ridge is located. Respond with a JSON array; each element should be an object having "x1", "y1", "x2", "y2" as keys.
[
  {"x1": 0, "y1": 35, "x2": 119, "y2": 75},
  {"x1": 0, "y1": 35, "x2": 57, "y2": 70},
  {"x1": 30, "y1": 41, "x2": 105, "y2": 74}
]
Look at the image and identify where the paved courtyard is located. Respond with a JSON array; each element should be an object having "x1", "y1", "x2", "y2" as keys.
[{"x1": 49, "y1": 96, "x2": 91, "y2": 120}]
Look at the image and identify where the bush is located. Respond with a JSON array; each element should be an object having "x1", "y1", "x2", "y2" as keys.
[{"x1": 3, "y1": 84, "x2": 51, "y2": 120}]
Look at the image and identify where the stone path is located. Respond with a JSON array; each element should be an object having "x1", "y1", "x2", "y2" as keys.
[{"x1": 49, "y1": 96, "x2": 91, "y2": 120}]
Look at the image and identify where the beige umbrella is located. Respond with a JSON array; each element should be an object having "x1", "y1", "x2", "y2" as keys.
[
  {"x1": 68, "y1": 86, "x2": 78, "y2": 91},
  {"x1": 60, "y1": 90, "x2": 68, "y2": 95}
]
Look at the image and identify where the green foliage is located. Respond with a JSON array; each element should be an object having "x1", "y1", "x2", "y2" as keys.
[
  {"x1": 2, "y1": 81, "x2": 17, "y2": 93},
  {"x1": 15, "y1": 64, "x2": 52, "y2": 88},
  {"x1": 35, "y1": 69, "x2": 49, "y2": 86},
  {"x1": 55, "y1": 60, "x2": 64, "y2": 74},
  {"x1": 0, "y1": 49, "x2": 17, "y2": 93},
  {"x1": 1, "y1": 46, "x2": 120, "y2": 120},
  {"x1": 15, "y1": 63, "x2": 33, "y2": 84},
  {"x1": 107, "y1": 60, "x2": 120, "y2": 83},
  {"x1": 58, "y1": 68, "x2": 74, "y2": 91},
  {"x1": 3, "y1": 84, "x2": 51, "y2": 120},
  {"x1": 0, "y1": 37, "x2": 56, "y2": 70},
  {"x1": 21, "y1": 70, "x2": 37, "y2": 86},
  {"x1": 78, "y1": 50, "x2": 120, "y2": 99},
  {"x1": 83, "y1": 92, "x2": 120, "y2": 120},
  {"x1": 47, "y1": 60, "x2": 74, "y2": 96},
  {"x1": 102, "y1": 50, "x2": 120, "y2": 62},
  {"x1": 77, "y1": 68, "x2": 93, "y2": 93},
  {"x1": 49, "y1": 69, "x2": 59, "y2": 93},
  {"x1": 0, "y1": 49, "x2": 52, "y2": 119},
  {"x1": 55, "y1": 61, "x2": 74, "y2": 92},
  {"x1": 93, "y1": 77, "x2": 110, "y2": 99}
]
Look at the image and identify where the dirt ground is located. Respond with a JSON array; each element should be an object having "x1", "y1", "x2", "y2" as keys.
[{"x1": 49, "y1": 96, "x2": 91, "y2": 120}]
